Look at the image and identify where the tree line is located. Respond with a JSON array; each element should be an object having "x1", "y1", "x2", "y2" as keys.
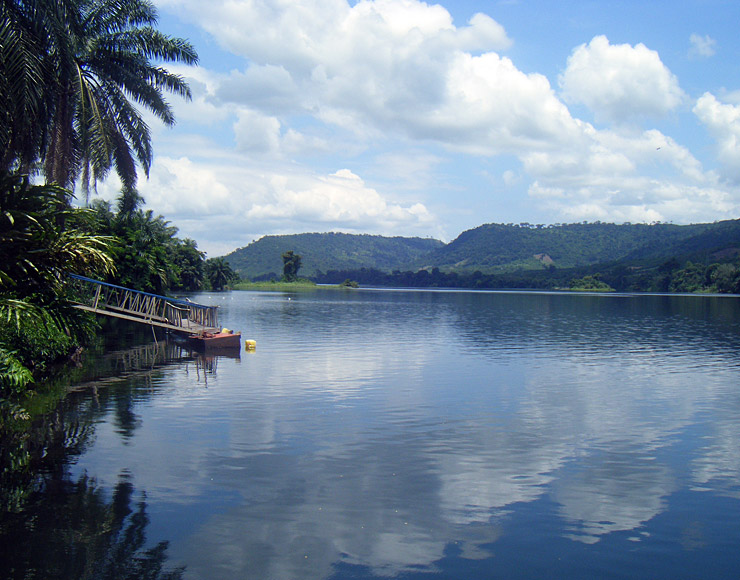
[{"x1": 313, "y1": 258, "x2": 740, "y2": 294}]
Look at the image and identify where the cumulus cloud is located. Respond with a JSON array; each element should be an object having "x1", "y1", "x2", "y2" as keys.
[
  {"x1": 247, "y1": 168, "x2": 433, "y2": 228},
  {"x1": 560, "y1": 35, "x2": 685, "y2": 124},
  {"x1": 522, "y1": 124, "x2": 736, "y2": 224},
  {"x1": 141, "y1": 1, "x2": 740, "y2": 249},
  {"x1": 694, "y1": 92, "x2": 740, "y2": 183},
  {"x1": 160, "y1": 0, "x2": 524, "y2": 145},
  {"x1": 188, "y1": 0, "x2": 512, "y2": 67},
  {"x1": 137, "y1": 158, "x2": 437, "y2": 255},
  {"x1": 234, "y1": 109, "x2": 283, "y2": 155}
]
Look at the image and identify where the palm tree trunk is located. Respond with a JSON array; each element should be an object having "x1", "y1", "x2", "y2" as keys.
[{"x1": 45, "y1": 84, "x2": 75, "y2": 228}]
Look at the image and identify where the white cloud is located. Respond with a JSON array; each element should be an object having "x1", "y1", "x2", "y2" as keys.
[
  {"x1": 689, "y1": 33, "x2": 716, "y2": 58},
  {"x1": 247, "y1": 168, "x2": 434, "y2": 229},
  {"x1": 522, "y1": 123, "x2": 738, "y2": 224},
  {"x1": 421, "y1": 51, "x2": 585, "y2": 153},
  {"x1": 560, "y1": 35, "x2": 685, "y2": 124},
  {"x1": 137, "y1": 158, "x2": 437, "y2": 255},
  {"x1": 234, "y1": 109, "x2": 282, "y2": 155},
  {"x1": 160, "y1": 64, "x2": 233, "y2": 126},
  {"x1": 142, "y1": 1, "x2": 740, "y2": 250},
  {"x1": 217, "y1": 65, "x2": 301, "y2": 114},
  {"x1": 694, "y1": 92, "x2": 740, "y2": 183},
  {"x1": 231, "y1": 108, "x2": 332, "y2": 158},
  {"x1": 161, "y1": 0, "x2": 521, "y2": 145}
]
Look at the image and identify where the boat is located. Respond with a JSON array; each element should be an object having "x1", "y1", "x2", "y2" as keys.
[{"x1": 186, "y1": 329, "x2": 241, "y2": 350}]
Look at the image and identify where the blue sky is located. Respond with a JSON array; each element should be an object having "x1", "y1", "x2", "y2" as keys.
[{"x1": 98, "y1": 0, "x2": 740, "y2": 256}]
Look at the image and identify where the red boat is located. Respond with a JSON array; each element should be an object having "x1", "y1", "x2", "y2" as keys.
[{"x1": 187, "y1": 330, "x2": 241, "y2": 350}]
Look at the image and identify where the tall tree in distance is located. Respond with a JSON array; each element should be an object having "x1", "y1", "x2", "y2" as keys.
[
  {"x1": 0, "y1": 0, "x2": 198, "y2": 200},
  {"x1": 282, "y1": 250, "x2": 302, "y2": 282}
]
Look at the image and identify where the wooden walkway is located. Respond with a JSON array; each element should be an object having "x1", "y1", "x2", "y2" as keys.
[{"x1": 68, "y1": 274, "x2": 221, "y2": 335}]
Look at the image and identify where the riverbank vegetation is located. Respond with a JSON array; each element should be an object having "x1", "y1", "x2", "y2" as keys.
[
  {"x1": 312, "y1": 259, "x2": 740, "y2": 293},
  {"x1": 567, "y1": 275, "x2": 615, "y2": 292},
  {"x1": 1, "y1": 0, "x2": 198, "y2": 398},
  {"x1": 232, "y1": 279, "x2": 318, "y2": 291}
]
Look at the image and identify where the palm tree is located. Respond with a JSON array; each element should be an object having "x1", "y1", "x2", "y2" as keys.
[
  {"x1": 205, "y1": 258, "x2": 238, "y2": 292},
  {"x1": 0, "y1": 0, "x2": 55, "y2": 172},
  {"x1": 1, "y1": 0, "x2": 198, "y2": 198}
]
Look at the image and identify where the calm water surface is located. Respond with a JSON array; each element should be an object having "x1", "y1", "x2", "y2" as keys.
[{"x1": 3, "y1": 289, "x2": 740, "y2": 579}]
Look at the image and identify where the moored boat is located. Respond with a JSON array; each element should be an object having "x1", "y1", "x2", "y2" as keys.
[{"x1": 187, "y1": 329, "x2": 241, "y2": 350}]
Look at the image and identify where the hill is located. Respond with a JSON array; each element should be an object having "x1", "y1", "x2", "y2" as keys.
[
  {"x1": 224, "y1": 232, "x2": 444, "y2": 280},
  {"x1": 311, "y1": 220, "x2": 740, "y2": 293},
  {"x1": 419, "y1": 221, "x2": 738, "y2": 273}
]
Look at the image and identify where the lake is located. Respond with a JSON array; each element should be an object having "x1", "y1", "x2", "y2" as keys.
[{"x1": 2, "y1": 288, "x2": 740, "y2": 579}]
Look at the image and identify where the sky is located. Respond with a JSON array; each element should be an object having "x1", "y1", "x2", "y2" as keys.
[{"x1": 92, "y1": 0, "x2": 740, "y2": 257}]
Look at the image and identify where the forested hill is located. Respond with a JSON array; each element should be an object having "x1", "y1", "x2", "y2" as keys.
[
  {"x1": 224, "y1": 232, "x2": 444, "y2": 279},
  {"x1": 420, "y1": 221, "x2": 740, "y2": 273},
  {"x1": 223, "y1": 221, "x2": 740, "y2": 285}
]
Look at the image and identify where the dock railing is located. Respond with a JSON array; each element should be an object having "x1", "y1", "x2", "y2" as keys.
[{"x1": 68, "y1": 274, "x2": 220, "y2": 334}]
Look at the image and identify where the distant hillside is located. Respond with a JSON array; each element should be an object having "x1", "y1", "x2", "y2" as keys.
[
  {"x1": 419, "y1": 221, "x2": 740, "y2": 273},
  {"x1": 224, "y1": 232, "x2": 445, "y2": 280},
  {"x1": 622, "y1": 219, "x2": 740, "y2": 264},
  {"x1": 312, "y1": 220, "x2": 740, "y2": 293}
]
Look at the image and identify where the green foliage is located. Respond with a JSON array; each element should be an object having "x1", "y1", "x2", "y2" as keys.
[
  {"x1": 281, "y1": 250, "x2": 302, "y2": 282},
  {"x1": 707, "y1": 263, "x2": 740, "y2": 293},
  {"x1": 223, "y1": 222, "x2": 740, "y2": 291},
  {"x1": 0, "y1": 350, "x2": 33, "y2": 395},
  {"x1": 668, "y1": 262, "x2": 706, "y2": 293},
  {"x1": 568, "y1": 274, "x2": 614, "y2": 292},
  {"x1": 170, "y1": 238, "x2": 205, "y2": 291},
  {"x1": 233, "y1": 279, "x2": 317, "y2": 291},
  {"x1": 314, "y1": 254, "x2": 740, "y2": 294},
  {"x1": 0, "y1": 0, "x2": 200, "y2": 398},
  {"x1": 89, "y1": 193, "x2": 207, "y2": 294},
  {"x1": 425, "y1": 221, "x2": 727, "y2": 274},
  {"x1": 0, "y1": 171, "x2": 115, "y2": 294},
  {"x1": 205, "y1": 257, "x2": 238, "y2": 291},
  {"x1": 1, "y1": 0, "x2": 198, "y2": 194},
  {"x1": 0, "y1": 170, "x2": 114, "y2": 396},
  {"x1": 224, "y1": 233, "x2": 444, "y2": 280},
  {"x1": 0, "y1": 296, "x2": 96, "y2": 394}
]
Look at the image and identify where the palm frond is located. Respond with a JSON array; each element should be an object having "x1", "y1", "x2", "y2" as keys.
[{"x1": 3, "y1": 0, "x2": 198, "y2": 192}]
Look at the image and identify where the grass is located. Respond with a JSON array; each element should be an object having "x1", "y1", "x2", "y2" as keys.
[{"x1": 232, "y1": 279, "x2": 320, "y2": 291}]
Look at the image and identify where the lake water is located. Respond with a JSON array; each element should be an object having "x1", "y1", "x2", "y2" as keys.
[{"x1": 2, "y1": 288, "x2": 740, "y2": 579}]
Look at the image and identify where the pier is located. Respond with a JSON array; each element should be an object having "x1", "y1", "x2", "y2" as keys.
[{"x1": 68, "y1": 274, "x2": 221, "y2": 335}]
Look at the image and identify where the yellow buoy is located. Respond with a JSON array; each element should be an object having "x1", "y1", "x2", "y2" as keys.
[{"x1": 245, "y1": 339, "x2": 257, "y2": 350}]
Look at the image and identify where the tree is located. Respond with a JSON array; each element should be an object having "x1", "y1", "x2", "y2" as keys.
[
  {"x1": 205, "y1": 257, "x2": 237, "y2": 291},
  {"x1": 1, "y1": 0, "x2": 198, "y2": 198},
  {"x1": 282, "y1": 250, "x2": 302, "y2": 282},
  {"x1": 89, "y1": 195, "x2": 183, "y2": 294},
  {"x1": 171, "y1": 238, "x2": 205, "y2": 291},
  {"x1": 706, "y1": 263, "x2": 740, "y2": 293},
  {"x1": 568, "y1": 274, "x2": 614, "y2": 292}
]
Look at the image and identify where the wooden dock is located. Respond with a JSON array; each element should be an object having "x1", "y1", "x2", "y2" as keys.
[{"x1": 68, "y1": 274, "x2": 221, "y2": 335}]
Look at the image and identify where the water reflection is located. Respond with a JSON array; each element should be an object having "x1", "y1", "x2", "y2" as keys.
[
  {"x1": 138, "y1": 290, "x2": 738, "y2": 577},
  {"x1": 0, "y1": 336, "x2": 224, "y2": 579},
  {"x1": 1, "y1": 471, "x2": 184, "y2": 580},
  {"x1": 6, "y1": 291, "x2": 740, "y2": 578}
]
